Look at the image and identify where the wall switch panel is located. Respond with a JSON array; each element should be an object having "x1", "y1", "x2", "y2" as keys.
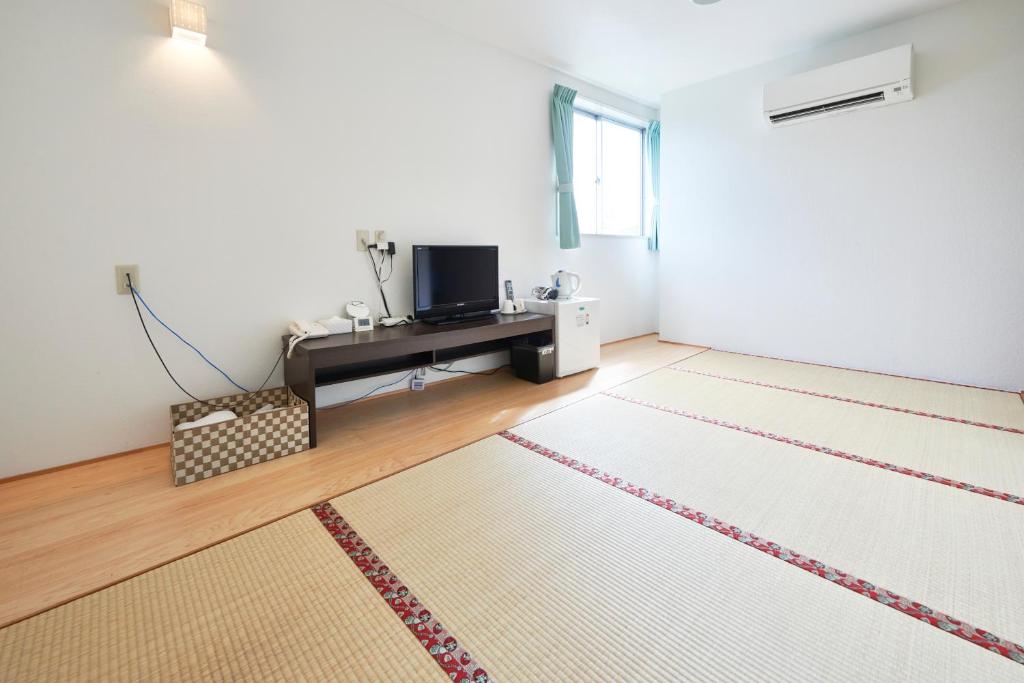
[{"x1": 115, "y1": 265, "x2": 139, "y2": 295}]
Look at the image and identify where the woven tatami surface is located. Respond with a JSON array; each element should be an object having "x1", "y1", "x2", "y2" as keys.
[
  {"x1": 510, "y1": 394, "x2": 1024, "y2": 647},
  {"x1": 678, "y1": 350, "x2": 1024, "y2": 429},
  {"x1": 332, "y1": 435, "x2": 1023, "y2": 681},
  {"x1": 0, "y1": 512, "x2": 445, "y2": 682},
  {"x1": 3, "y1": 349, "x2": 1023, "y2": 681},
  {"x1": 610, "y1": 366, "x2": 1024, "y2": 495}
]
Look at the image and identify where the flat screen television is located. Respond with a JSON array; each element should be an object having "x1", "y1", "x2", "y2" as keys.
[{"x1": 413, "y1": 245, "x2": 499, "y2": 323}]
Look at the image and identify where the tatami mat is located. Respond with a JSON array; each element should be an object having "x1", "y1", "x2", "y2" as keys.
[
  {"x1": 680, "y1": 350, "x2": 1024, "y2": 429},
  {"x1": 611, "y1": 368, "x2": 1024, "y2": 497},
  {"x1": 4, "y1": 351, "x2": 1023, "y2": 681},
  {"x1": 509, "y1": 394, "x2": 1024, "y2": 645},
  {"x1": 0, "y1": 512, "x2": 445, "y2": 682},
  {"x1": 332, "y1": 436, "x2": 1023, "y2": 681}
]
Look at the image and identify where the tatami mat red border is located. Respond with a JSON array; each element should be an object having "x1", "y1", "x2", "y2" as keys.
[
  {"x1": 602, "y1": 391, "x2": 1024, "y2": 507},
  {"x1": 311, "y1": 503, "x2": 490, "y2": 683},
  {"x1": 706, "y1": 349, "x2": 1014, "y2": 394},
  {"x1": 499, "y1": 431, "x2": 1024, "y2": 666},
  {"x1": 667, "y1": 365, "x2": 1024, "y2": 434}
]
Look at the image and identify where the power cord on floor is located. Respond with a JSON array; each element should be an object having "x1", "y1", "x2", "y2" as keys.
[
  {"x1": 329, "y1": 361, "x2": 507, "y2": 409},
  {"x1": 328, "y1": 360, "x2": 508, "y2": 410},
  {"x1": 429, "y1": 363, "x2": 511, "y2": 376},
  {"x1": 127, "y1": 274, "x2": 283, "y2": 407},
  {"x1": 332, "y1": 370, "x2": 417, "y2": 407}
]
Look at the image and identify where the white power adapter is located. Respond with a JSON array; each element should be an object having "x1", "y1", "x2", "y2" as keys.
[{"x1": 410, "y1": 367, "x2": 427, "y2": 391}]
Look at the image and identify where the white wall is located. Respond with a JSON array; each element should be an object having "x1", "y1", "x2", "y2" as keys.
[
  {"x1": 659, "y1": 0, "x2": 1024, "y2": 391},
  {"x1": 0, "y1": 0, "x2": 658, "y2": 477}
]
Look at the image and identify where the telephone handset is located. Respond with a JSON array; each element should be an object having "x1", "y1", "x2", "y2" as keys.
[
  {"x1": 287, "y1": 316, "x2": 354, "y2": 358},
  {"x1": 287, "y1": 320, "x2": 328, "y2": 358},
  {"x1": 288, "y1": 320, "x2": 330, "y2": 339}
]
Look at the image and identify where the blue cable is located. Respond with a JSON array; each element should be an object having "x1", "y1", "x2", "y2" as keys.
[
  {"x1": 130, "y1": 283, "x2": 413, "y2": 404},
  {"x1": 129, "y1": 284, "x2": 251, "y2": 393},
  {"x1": 337, "y1": 370, "x2": 416, "y2": 407}
]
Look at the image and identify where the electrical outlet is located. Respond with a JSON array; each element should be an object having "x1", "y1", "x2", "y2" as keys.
[
  {"x1": 374, "y1": 230, "x2": 387, "y2": 244},
  {"x1": 356, "y1": 230, "x2": 370, "y2": 251},
  {"x1": 115, "y1": 265, "x2": 139, "y2": 295}
]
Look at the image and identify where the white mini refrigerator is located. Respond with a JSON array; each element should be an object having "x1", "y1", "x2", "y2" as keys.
[{"x1": 525, "y1": 297, "x2": 600, "y2": 377}]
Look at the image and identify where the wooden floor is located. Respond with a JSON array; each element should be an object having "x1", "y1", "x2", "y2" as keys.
[{"x1": 0, "y1": 335, "x2": 704, "y2": 628}]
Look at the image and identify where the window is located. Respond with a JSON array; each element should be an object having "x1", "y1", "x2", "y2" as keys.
[{"x1": 572, "y1": 110, "x2": 645, "y2": 236}]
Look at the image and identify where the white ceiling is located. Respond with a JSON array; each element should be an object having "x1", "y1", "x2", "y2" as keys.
[{"x1": 380, "y1": 0, "x2": 962, "y2": 105}]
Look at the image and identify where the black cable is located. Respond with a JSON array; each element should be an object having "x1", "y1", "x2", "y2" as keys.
[
  {"x1": 130, "y1": 281, "x2": 250, "y2": 391},
  {"x1": 366, "y1": 247, "x2": 392, "y2": 317},
  {"x1": 380, "y1": 252, "x2": 390, "y2": 283},
  {"x1": 128, "y1": 273, "x2": 219, "y2": 407},
  {"x1": 128, "y1": 273, "x2": 285, "y2": 408},
  {"x1": 378, "y1": 250, "x2": 392, "y2": 315},
  {"x1": 429, "y1": 363, "x2": 511, "y2": 376},
  {"x1": 249, "y1": 348, "x2": 285, "y2": 394}
]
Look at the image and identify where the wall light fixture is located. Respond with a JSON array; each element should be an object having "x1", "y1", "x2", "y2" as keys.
[{"x1": 170, "y1": 0, "x2": 208, "y2": 46}]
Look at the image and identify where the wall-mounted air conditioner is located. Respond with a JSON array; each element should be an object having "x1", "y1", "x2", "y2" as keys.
[{"x1": 764, "y1": 44, "x2": 913, "y2": 127}]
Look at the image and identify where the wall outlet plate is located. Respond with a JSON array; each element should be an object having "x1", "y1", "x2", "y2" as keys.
[
  {"x1": 115, "y1": 265, "x2": 139, "y2": 295},
  {"x1": 374, "y1": 230, "x2": 387, "y2": 244},
  {"x1": 356, "y1": 230, "x2": 370, "y2": 251}
]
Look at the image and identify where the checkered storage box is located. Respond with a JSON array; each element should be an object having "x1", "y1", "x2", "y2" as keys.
[{"x1": 170, "y1": 387, "x2": 309, "y2": 486}]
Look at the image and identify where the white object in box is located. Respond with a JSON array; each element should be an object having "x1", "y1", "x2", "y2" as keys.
[{"x1": 524, "y1": 297, "x2": 600, "y2": 377}]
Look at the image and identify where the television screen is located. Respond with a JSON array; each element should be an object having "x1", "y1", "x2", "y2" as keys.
[{"x1": 413, "y1": 245, "x2": 499, "y2": 321}]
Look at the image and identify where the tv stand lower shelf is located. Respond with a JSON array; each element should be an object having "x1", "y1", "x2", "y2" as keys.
[{"x1": 283, "y1": 312, "x2": 554, "y2": 446}]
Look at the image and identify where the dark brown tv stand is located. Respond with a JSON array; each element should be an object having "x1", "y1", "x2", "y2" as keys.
[{"x1": 283, "y1": 312, "x2": 554, "y2": 447}]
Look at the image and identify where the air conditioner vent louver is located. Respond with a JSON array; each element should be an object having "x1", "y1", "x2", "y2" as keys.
[
  {"x1": 763, "y1": 44, "x2": 913, "y2": 127},
  {"x1": 768, "y1": 91, "x2": 886, "y2": 124}
]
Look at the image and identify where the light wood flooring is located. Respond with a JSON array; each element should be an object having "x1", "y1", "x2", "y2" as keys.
[{"x1": 0, "y1": 335, "x2": 704, "y2": 628}]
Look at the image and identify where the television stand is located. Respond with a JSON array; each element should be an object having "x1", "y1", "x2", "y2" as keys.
[{"x1": 283, "y1": 312, "x2": 554, "y2": 446}]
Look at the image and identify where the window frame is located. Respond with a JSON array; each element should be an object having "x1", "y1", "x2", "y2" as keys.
[{"x1": 572, "y1": 104, "x2": 647, "y2": 238}]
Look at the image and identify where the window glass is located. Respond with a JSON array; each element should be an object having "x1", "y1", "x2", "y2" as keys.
[
  {"x1": 571, "y1": 110, "x2": 644, "y2": 236},
  {"x1": 600, "y1": 120, "x2": 643, "y2": 236},
  {"x1": 572, "y1": 112, "x2": 598, "y2": 235}
]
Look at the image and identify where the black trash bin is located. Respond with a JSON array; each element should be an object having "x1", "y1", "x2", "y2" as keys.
[{"x1": 512, "y1": 343, "x2": 555, "y2": 384}]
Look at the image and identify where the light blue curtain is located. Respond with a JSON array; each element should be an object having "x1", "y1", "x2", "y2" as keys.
[
  {"x1": 646, "y1": 120, "x2": 661, "y2": 252},
  {"x1": 551, "y1": 85, "x2": 581, "y2": 250}
]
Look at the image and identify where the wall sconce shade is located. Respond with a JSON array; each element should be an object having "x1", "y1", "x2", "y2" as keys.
[{"x1": 170, "y1": 0, "x2": 208, "y2": 46}]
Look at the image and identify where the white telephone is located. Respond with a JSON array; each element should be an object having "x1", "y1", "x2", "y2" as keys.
[
  {"x1": 287, "y1": 316, "x2": 354, "y2": 358},
  {"x1": 289, "y1": 320, "x2": 329, "y2": 339}
]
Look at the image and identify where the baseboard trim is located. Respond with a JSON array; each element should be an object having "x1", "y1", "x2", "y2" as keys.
[
  {"x1": 0, "y1": 442, "x2": 170, "y2": 486},
  {"x1": 657, "y1": 338, "x2": 709, "y2": 348},
  {"x1": 602, "y1": 332, "x2": 658, "y2": 345},
  {"x1": 0, "y1": 333, "x2": 677, "y2": 486}
]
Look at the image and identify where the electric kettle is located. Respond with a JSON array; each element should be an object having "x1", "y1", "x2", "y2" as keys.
[{"x1": 551, "y1": 270, "x2": 581, "y2": 300}]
